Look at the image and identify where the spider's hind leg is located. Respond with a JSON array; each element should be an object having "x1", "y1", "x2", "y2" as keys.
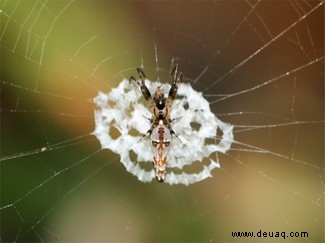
[
  {"x1": 137, "y1": 122, "x2": 155, "y2": 143},
  {"x1": 166, "y1": 120, "x2": 183, "y2": 145}
]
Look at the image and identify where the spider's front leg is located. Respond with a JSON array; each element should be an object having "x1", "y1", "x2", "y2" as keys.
[
  {"x1": 168, "y1": 64, "x2": 183, "y2": 103},
  {"x1": 130, "y1": 67, "x2": 155, "y2": 141},
  {"x1": 129, "y1": 67, "x2": 152, "y2": 103}
]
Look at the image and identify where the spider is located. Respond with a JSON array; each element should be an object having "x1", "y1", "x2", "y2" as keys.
[{"x1": 129, "y1": 65, "x2": 182, "y2": 182}]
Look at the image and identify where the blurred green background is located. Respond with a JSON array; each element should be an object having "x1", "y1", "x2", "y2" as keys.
[{"x1": 1, "y1": 1, "x2": 324, "y2": 242}]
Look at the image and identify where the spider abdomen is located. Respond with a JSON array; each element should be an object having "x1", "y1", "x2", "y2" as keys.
[{"x1": 150, "y1": 120, "x2": 171, "y2": 181}]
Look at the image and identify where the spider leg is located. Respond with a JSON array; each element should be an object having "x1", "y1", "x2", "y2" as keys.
[
  {"x1": 137, "y1": 132, "x2": 149, "y2": 143},
  {"x1": 129, "y1": 68, "x2": 152, "y2": 102},
  {"x1": 137, "y1": 67, "x2": 146, "y2": 80},
  {"x1": 170, "y1": 116, "x2": 182, "y2": 123},
  {"x1": 171, "y1": 64, "x2": 179, "y2": 80},
  {"x1": 165, "y1": 121, "x2": 183, "y2": 144},
  {"x1": 171, "y1": 129, "x2": 183, "y2": 145},
  {"x1": 129, "y1": 76, "x2": 137, "y2": 84},
  {"x1": 137, "y1": 121, "x2": 156, "y2": 142},
  {"x1": 141, "y1": 114, "x2": 153, "y2": 123},
  {"x1": 137, "y1": 68, "x2": 152, "y2": 102},
  {"x1": 168, "y1": 64, "x2": 182, "y2": 102}
]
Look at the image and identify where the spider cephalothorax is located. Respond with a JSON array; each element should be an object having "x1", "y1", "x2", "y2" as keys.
[
  {"x1": 130, "y1": 65, "x2": 182, "y2": 182},
  {"x1": 153, "y1": 87, "x2": 167, "y2": 119}
]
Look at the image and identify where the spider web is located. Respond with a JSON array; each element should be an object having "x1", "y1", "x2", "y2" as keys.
[{"x1": 1, "y1": 0, "x2": 324, "y2": 242}]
